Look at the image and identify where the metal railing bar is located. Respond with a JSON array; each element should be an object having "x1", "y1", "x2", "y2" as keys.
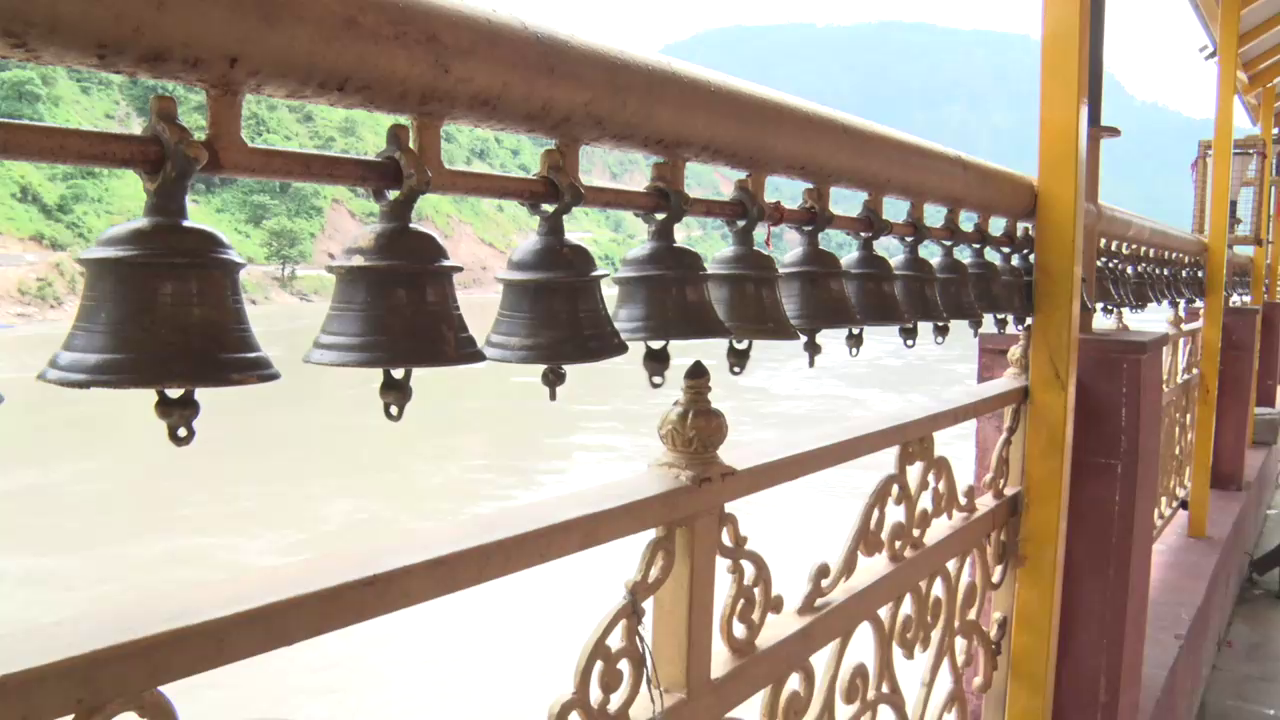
[
  {"x1": 0, "y1": 119, "x2": 1006, "y2": 244},
  {"x1": 0, "y1": 379, "x2": 1025, "y2": 720},
  {"x1": 0, "y1": 0, "x2": 1036, "y2": 219}
]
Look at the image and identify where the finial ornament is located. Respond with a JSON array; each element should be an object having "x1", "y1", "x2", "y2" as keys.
[
  {"x1": 654, "y1": 361, "x2": 734, "y2": 485},
  {"x1": 1003, "y1": 324, "x2": 1030, "y2": 379}
]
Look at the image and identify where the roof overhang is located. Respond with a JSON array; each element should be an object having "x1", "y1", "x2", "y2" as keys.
[{"x1": 1187, "y1": 0, "x2": 1280, "y2": 126}]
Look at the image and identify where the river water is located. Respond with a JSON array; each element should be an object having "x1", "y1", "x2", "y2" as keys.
[{"x1": 0, "y1": 294, "x2": 989, "y2": 718}]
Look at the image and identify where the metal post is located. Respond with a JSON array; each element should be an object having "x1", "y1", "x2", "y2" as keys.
[
  {"x1": 1190, "y1": 0, "x2": 1241, "y2": 538},
  {"x1": 1005, "y1": 0, "x2": 1088, "y2": 715}
]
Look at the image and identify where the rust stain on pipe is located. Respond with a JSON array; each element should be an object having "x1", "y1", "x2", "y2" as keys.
[{"x1": 0, "y1": 0, "x2": 1037, "y2": 219}]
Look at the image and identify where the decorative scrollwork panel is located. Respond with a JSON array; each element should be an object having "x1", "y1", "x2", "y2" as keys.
[
  {"x1": 549, "y1": 529, "x2": 676, "y2": 720},
  {"x1": 1154, "y1": 327, "x2": 1200, "y2": 539},
  {"x1": 762, "y1": 518, "x2": 1015, "y2": 720},
  {"x1": 719, "y1": 511, "x2": 784, "y2": 656},
  {"x1": 799, "y1": 434, "x2": 979, "y2": 613}
]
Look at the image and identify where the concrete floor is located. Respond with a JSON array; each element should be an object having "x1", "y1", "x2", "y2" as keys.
[{"x1": 1200, "y1": 485, "x2": 1280, "y2": 719}]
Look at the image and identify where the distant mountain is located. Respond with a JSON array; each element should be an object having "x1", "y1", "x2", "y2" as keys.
[{"x1": 662, "y1": 22, "x2": 1218, "y2": 230}]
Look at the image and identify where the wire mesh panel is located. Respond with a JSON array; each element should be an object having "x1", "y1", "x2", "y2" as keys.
[{"x1": 1192, "y1": 136, "x2": 1267, "y2": 245}]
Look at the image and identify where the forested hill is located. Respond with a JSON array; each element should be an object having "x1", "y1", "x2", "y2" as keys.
[
  {"x1": 0, "y1": 22, "x2": 1217, "y2": 275},
  {"x1": 662, "y1": 22, "x2": 1217, "y2": 230}
]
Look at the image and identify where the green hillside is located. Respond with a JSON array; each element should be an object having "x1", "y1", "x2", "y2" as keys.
[{"x1": 0, "y1": 22, "x2": 1226, "y2": 278}]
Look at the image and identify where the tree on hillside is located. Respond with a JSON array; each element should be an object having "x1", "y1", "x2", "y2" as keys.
[
  {"x1": 0, "y1": 69, "x2": 49, "y2": 122},
  {"x1": 261, "y1": 216, "x2": 312, "y2": 285}
]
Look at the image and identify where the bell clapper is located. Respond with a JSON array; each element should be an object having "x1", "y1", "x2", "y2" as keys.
[
  {"x1": 379, "y1": 368, "x2": 414, "y2": 422},
  {"x1": 154, "y1": 388, "x2": 200, "y2": 448},
  {"x1": 801, "y1": 330, "x2": 822, "y2": 368},
  {"x1": 932, "y1": 322, "x2": 950, "y2": 345},
  {"x1": 542, "y1": 365, "x2": 568, "y2": 401},
  {"x1": 993, "y1": 315, "x2": 1009, "y2": 334},
  {"x1": 899, "y1": 322, "x2": 919, "y2": 349},
  {"x1": 845, "y1": 327, "x2": 864, "y2": 358},
  {"x1": 726, "y1": 338, "x2": 753, "y2": 376},
  {"x1": 1013, "y1": 316, "x2": 1027, "y2": 332},
  {"x1": 642, "y1": 341, "x2": 672, "y2": 389},
  {"x1": 968, "y1": 318, "x2": 983, "y2": 338}
]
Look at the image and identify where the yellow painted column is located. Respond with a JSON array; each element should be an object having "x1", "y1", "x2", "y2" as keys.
[
  {"x1": 1004, "y1": 0, "x2": 1088, "y2": 715},
  {"x1": 1248, "y1": 89, "x2": 1274, "y2": 445},
  {"x1": 1256, "y1": 89, "x2": 1274, "y2": 304},
  {"x1": 1189, "y1": 0, "x2": 1241, "y2": 538}
]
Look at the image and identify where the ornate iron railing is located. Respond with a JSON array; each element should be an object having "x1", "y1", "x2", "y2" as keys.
[
  {"x1": 0, "y1": 343, "x2": 1028, "y2": 720},
  {"x1": 1154, "y1": 317, "x2": 1202, "y2": 539}
]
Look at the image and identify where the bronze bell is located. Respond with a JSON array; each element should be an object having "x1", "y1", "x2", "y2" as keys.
[
  {"x1": 778, "y1": 187, "x2": 862, "y2": 367},
  {"x1": 994, "y1": 244, "x2": 1031, "y2": 329},
  {"x1": 964, "y1": 223, "x2": 1009, "y2": 333},
  {"x1": 933, "y1": 220, "x2": 982, "y2": 338},
  {"x1": 304, "y1": 125, "x2": 484, "y2": 421},
  {"x1": 1094, "y1": 257, "x2": 1119, "y2": 310},
  {"x1": 37, "y1": 96, "x2": 278, "y2": 447},
  {"x1": 484, "y1": 148, "x2": 627, "y2": 400},
  {"x1": 706, "y1": 177, "x2": 798, "y2": 375},
  {"x1": 1126, "y1": 254, "x2": 1154, "y2": 310},
  {"x1": 841, "y1": 199, "x2": 908, "y2": 348},
  {"x1": 1013, "y1": 229, "x2": 1035, "y2": 320},
  {"x1": 892, "y1": 208, "x2": 949, "y2": 347},
  {"x1": 612, "y1": 165, "x2": 729, "y2": 388}
]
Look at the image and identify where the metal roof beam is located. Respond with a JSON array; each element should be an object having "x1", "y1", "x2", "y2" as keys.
[{"x1": 1242, "y1": 11, "x2": 1280, "y2": 46}]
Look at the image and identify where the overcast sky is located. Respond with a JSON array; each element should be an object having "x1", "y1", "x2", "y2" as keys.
[{"x1": 458, "y1": 0, "x2": 1252, "y2": 127}]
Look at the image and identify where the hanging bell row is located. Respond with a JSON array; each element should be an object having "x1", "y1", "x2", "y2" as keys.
[{"x1": 1091, "y1": 242, "x2": 1207, "y2": 319}]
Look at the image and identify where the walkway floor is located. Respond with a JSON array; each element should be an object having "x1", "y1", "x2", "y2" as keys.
[{"x1": 1200, "y1": 483, "x2": 1280, "y2": 719}]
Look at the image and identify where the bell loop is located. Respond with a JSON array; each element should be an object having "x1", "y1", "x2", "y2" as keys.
[
  {"x1": 798, "y1": 186, "x2": 835, "y2": 235},
  {"x1": 727, "y1": 177, "x2": 767, "y2": 238},
  {"x1": 153, "y1": 388, "x2": 200, "y2": 448},
  {"x1": 638, "y1": 180, "x2": 691, "y2": 242},
  {"x1": 139, "y1": 96, "x2": 208, "y2": 221},
  {"x1": 899, "y1": 322, "x2": 919, "y2": 348},
  {"x1": 726, "y1": 338, "x2": 753, "y2": 376},
  {"x1": 855, "y1": 197, "x2": 892, "y2": 242},
  {"x1": 845, "y1": 327, "x2": 864, "y2": 358},
  {"x1": 372, "y1": 124, "x2": 430, "y2": 225},
  {"x1": 524, "y1": 148, "x2": 586, "y2": 224},
  {"x1": 379, "y1": 368, "x2": 414, "y2": 423},
  {"x1": 933, "y1": 322, "x2": 950, "y2": 345},
  {"x1": 541, "y1": 364, "x2": 568, "y2": 402},
  {"x1": 642, "y1": 341, "x2": 672, "y2": 389}
]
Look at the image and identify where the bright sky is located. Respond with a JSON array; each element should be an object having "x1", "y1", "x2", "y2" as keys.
[{"x1": 459, "y1": 0, "x2": 1252, "y2": 128}]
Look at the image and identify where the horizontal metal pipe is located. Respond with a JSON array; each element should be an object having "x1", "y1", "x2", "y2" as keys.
[
  {"x1": 0, "y1": 119, "x2": 989, "y2": 244},
  {"x1": 0, "y1": 0, "x2": 1037, "y2": 219},
  {"x1": 1090, "y1": 202, "x2": 1209, "y2": 256}
]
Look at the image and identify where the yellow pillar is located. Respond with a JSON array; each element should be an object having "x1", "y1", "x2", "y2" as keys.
[
  {"x1": 1259, "y1": 87, "x2": 1275, "y2": 304},
  {"x1": 1248, "y1": 88, "x2": 1274, "y2": 445},
  {"x1": 1004, "y1": 0, "x2": 1088, "y2": 715},
  {"x1": 1189, "y1": 0, "x2": 1241, "y2": 538}
]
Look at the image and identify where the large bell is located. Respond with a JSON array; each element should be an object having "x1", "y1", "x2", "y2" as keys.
[
  {"x1": 612, "y1": 165, "x2": 729, "y2": 387},
  {"x1": 1126, "y1": 254, "x2": 1154, "y2": 310},
  {"x1": 841, "y1": 201, "x2": 909, "y2": 333},
  {"x1": 304, "y1": 125, "x2": 484, "y2": 421},
  {"x1": 706, "y1": 178, "x2": 798, "y2": 375},
  {"x1": 964, "y1": 227, "x2": 1009, "y2": 332},
  {"x1": 933, "y1": 232, "x2": 983, "y2": 337},
  {"x1": 484, "y1": 149, "x2": 627, "y2": 400},
  {"x1": 995, "y1": 245, "x2": 1031, "y2": 329},
  {"x1": 1014, "y1": 230, "x2": 1035, "y2": 321},
  {"x1": 1094, "y1": 256, "x2": 1119, "y2": 310},
  {"x1": 37, "y1": 97, "x2": 278, "y2": 447},
  {"x1": 892, "y1": 215, "x2": 949, "y2": 347},
  {"x1": 778, "y1": 188, "x2": 862, "y2": 366}
]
